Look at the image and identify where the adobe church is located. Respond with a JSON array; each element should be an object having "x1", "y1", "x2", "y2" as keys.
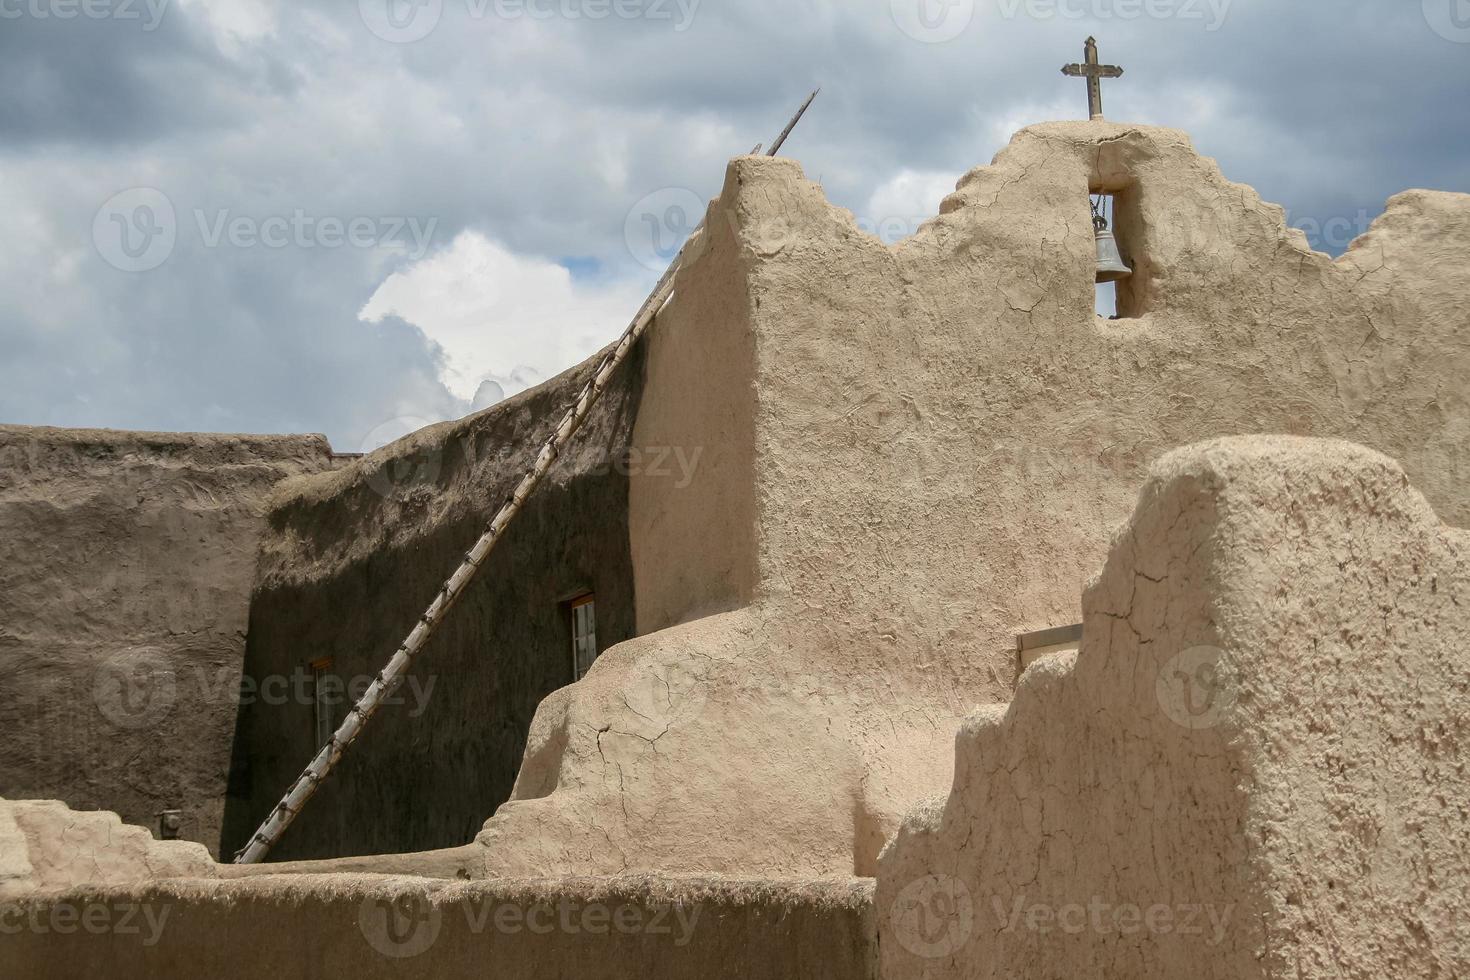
[{"x1": 3, "y1": 99, "x2": 1468, "y2": 978}]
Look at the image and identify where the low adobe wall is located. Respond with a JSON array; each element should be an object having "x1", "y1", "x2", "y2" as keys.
[
  {"x1": 0, "y1": 426, "x2": 335, "y2": 857},
  {"x1": 0, "y1": 799, "x2": 215, "y2": 900},
  {"x1": 2, "y1": 873, "x2": 877, "y2": 980},
  {"x1": 877, "y1": 437, "x2": 1470, "y2": 979}
]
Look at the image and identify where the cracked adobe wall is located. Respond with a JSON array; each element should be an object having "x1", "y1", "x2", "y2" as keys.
[
  {"x1": 877, "y1": 437, "x2": 1470, "y2": 979},
  {"x1": 0, "y1": 427, "x2": 334, "y2": 858},
  {"x1": 0, "y1": 798, "x2": 216, "y2": 899},
  {"x1": 476, "y1": 122, "x2": 1469, "y2": 880}
]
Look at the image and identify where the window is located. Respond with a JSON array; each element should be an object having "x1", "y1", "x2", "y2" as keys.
[
  {"x1": 570, "y1": 595, "x2": 598, "y2": 681},
  {"x1": 309, "y1": 657, "x2": 336, "y2": 748}
]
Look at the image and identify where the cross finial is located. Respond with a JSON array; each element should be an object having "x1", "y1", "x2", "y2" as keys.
[{"x1": 1061, "y1": 36, "x2": 1124, "y2": 121}]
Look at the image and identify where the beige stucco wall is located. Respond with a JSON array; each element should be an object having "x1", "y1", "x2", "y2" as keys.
[
  {"x1": 477, "y1": 122, "x2": 1470, "y2": 879},
  {"x1": 0, "y1": 799, "x2": 215, "y2": 900},
  {"x1": 628, "y1": 199, "x2": 760, "y2": 634},
  {"x1": 877, "y1": 437, "x2": 1470, "y2": 979}
]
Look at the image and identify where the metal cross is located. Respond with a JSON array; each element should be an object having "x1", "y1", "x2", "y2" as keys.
[{"x1": 1061, "y1": 37, "x2": 1123, "y2": 121}]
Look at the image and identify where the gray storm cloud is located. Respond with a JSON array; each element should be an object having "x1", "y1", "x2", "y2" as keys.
[{"x1": 0, "y1": 0, "x2": 1465, "y2": 447}]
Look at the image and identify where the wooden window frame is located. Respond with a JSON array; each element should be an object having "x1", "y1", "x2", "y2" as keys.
[
  {"x1": 309, "y1": 656, "x2": 335, "y2": 748},
  {"x1": 569, "y1": 593, "x2": 598, "y2": 682}
]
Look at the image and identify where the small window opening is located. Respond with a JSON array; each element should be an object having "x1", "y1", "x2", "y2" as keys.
[
  {"x1": 309, "y1": 657, "x2": 336, "y2": 748},
  {"x1": 570, "y1": 595, "x2": 598, "y2": 681}
]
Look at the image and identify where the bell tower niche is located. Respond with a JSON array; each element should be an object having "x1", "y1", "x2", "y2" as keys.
[
  {"x1": 1088, "y1": 179, "x2": 1144, "y2": 320},
  {"x1": 1091, "y1": 192, "x2": 1130, "y2": 318}
]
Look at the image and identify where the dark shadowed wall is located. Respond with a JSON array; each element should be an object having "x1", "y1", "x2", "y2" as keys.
[{"x1": 221, "y1": 345, "x2": 644, "y2": 861}]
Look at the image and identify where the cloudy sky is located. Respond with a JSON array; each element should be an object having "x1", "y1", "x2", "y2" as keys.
[{"x1": 2, "y1": 0, "x2": 1466, "y2": 450}]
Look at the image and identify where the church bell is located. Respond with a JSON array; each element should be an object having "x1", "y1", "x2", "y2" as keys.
[
  {"x1": 1092, "y1": 199, "x2": 1131, "y2": 283},
  {"x1": 1093, "y1": 214, "x2": 1131, "y2": 283}
]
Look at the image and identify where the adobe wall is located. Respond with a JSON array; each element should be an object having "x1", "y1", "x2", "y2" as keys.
[
  {"x1": 1, "y1": 873, "x2": 877, "y2": 980},
  {"x1": 220, "y1": 345, "x2": 645, "y2": 861},
  {"x1": 877, "y1": 437, "x2": 1470, "y2": 979},
  {"x1": 0, "y1": 426, "x2": 334, "y2": 857},
  {"x1": 476, "y1": 124, "x2": 1470, "y2": 879},
  {"x1": 0, "y1": 798, "x2": 216, "y2": 899}
]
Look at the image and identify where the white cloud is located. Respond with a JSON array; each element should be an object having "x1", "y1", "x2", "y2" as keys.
[
  {"x1": 359, "y1": 231, "x2": 651, "y2": 402},
  {"x1": 174, "y1": 0, "x2": 280, "y2": 50},
  {"x1": 864, "y1": 169, "x2": 960, "y2": 242},
  {"x1": 984, "y1": 98, "x2": 1078, "y2": 149}
]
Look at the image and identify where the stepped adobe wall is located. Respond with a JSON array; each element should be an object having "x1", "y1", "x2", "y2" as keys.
[{"x1": 878, "y1": 437, "x2": 1470, "y2": 979}]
